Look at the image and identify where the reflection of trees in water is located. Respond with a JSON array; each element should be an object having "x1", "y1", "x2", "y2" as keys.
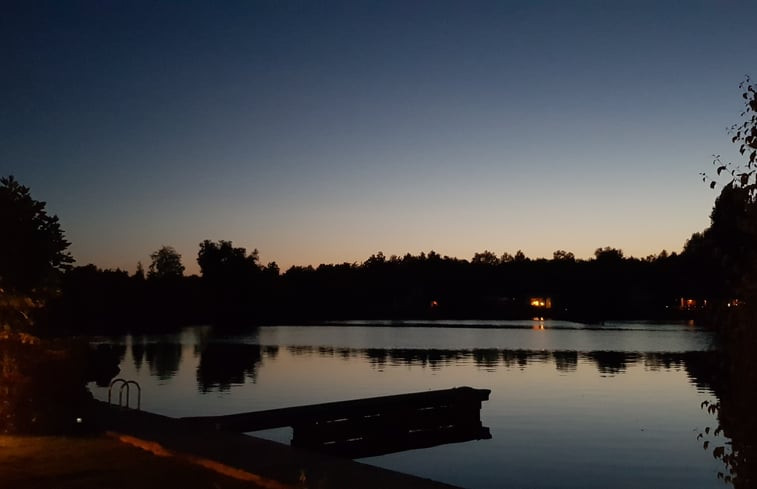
[
  {"x1": 586, "y1": 351, "x2": 641, "y2": 375},
  {"x1": 500, "y1": 350, "x2": 549, "y2": 368},
  {"x1": 714, "y1": 356, "x2": 757, "y2": 488},
  {"x1": 288, "y1": 346, "x2": 467, "y2": 369},
  {"x1": 692, "y1": 341, "x2": 756, "y2": 488},
  {"x1": 281, "y1": 345, "x2": 717, "y2": 379},
  {"x1": 263, "y1": 345, "x2": 279, "y2": 359},
  {"x1": 660, "y1": 351, "x2": 719, "y2": 393},
  {"x1": 367, "y1": 348, "x2": 464, "y2": 369},
  {"x1": 97, "y1": 337, "x2": 127, "y2": 367},
  {"x1": 196, "y1": 343, "x2": 262, "y2": 393},
  {"x1": 644, "y1": 352, "x2": 686, "y2": 371},
  {"x1": 473, "y1": 349, "x2": 500, "y2": 370},
  {"x1": 131, "y1": 337, "x2": 145, "y2": 371},
  {"x1": 553, "y1": 351, "x2": 578, "y2": 372},
  {"x1": 144, "y1": 339, "x2": 182, "y2": 380},
  {"x1": 192, "y1": 327, "x2": 213, "y2": 357}
]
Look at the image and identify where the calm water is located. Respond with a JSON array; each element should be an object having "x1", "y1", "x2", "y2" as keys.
[{"x1": 90, "y1": 320, "x2": 726, "y2": 489}]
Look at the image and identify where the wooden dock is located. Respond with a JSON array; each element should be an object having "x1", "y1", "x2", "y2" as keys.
[
  {"x1": 92, "y1": 386, "x2": 491, "y2": 488},
  {"x1": 183, "y1": 386, "x2": 491, "y2": 458}
]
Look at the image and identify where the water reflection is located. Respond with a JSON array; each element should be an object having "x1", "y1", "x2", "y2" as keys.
[
  {"x1": 143, "y1": 338, "x2": 182, "y2": 380},
  {"x1": 112, "y1": 335, "x2": 724, "y2": 395},
  {"x1": 89, "y1": 325, "x2": 727, "y2": 489},
  {"x1": 131, "y1": 336, "x2": 145, "y2": 371},
  {"x1": 196, "y1": 343, "x2": 262, "y2": 392},
  {"x1": 586, "y1": 351, "x2": 641, "y2": 375},
  {"x1": 553, "y1": 350, "x2": 578, "y2": 372},
  {"x1": 165, "y1": 342, "x2": 723, "y2": 395}
]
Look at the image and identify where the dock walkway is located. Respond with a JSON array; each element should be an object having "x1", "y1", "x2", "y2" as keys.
[
  {"x1": 183, "y1": 386, "x2": 491, "y2": 458},
  {"x1": 90, "y1": 388, "x2": 489, "y2": 489}
]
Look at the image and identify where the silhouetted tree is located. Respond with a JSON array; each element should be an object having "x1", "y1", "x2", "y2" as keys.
[
  {"x1": 471, "y1": 250, "x2": 500, "y2": 265},
  {"x1": 134, "y1": 261, "x2": 145, "y2": 280},
  {"x1": 552, "y1": 250, "x2": 575, "y2": 262},
  {"x1": 197, "y1": 240, "x2": 265, "y2": 323},
  {"x1": 0, "y1": 175, "x2": 73, "y2": 295},
  {"x1": 692, "y1": 77, "x2": 757, "y2": 489},
  {"x1": 148, "y1": 246, "x2": 184, "y2": 279},
  {"x1": 593, "y1": 246, "x2": 624, "y2": 262},
  {"x1": 197, "y1": 240, "x2": 259, "y2": 281},
  {"x1": 264, "y1": 261, "x2": 280, "y2": 276}
]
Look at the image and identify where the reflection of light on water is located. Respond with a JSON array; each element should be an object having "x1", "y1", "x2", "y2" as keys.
[{"x1": 532, "y1": 317, "x2": 545, "y2": 330}]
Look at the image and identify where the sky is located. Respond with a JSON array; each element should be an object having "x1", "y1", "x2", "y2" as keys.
[{"x1": 2, "y1": 1, "x2": 756, "y2": 274}]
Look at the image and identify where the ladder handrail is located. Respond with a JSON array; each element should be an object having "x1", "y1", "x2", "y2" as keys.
[
  {"x1": 119, "y1": 380, "x2": 141, "y2": 410},
  {"x1": 108, "y1": 377, "x2": 141, "y2": 410},
  {"x1": 108, "y1": 378, "x2": 127, "y2": 405}
]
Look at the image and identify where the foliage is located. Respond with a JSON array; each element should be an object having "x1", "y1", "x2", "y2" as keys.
[
  {"x1": 0, "y1": 175, "x2": 73, "y2": 295},
  {"x1": 704, "y1": 76, "x2": 757, "y2": 198},
  {"x1": 594, "y1": 246, "x2": 624, "y2": 261},
  {"x1": 196, "y1": 240, "x2": 266, "y2": 323},
  {"x1": 0, "y1": 332, "x2": 93, "y2": 434},
  {"x1": 683, "y1": 79, "x2": 757, "y2": 314},
  {"x1": 693, "y1": 77, "x2": 757, "y2": 489},
  {"x1": 148, "y1": 246, "x2": 185, "y2": 280},
  {"x1": 552, "y1": 250, "x2": 575, "y2": 262},
  {"x1": 695, "y1": 78, "x2": 757, "y2": 320},
  {"x1": 134, "y1": 261, "x2": 145, "y2": 280},
  {"x1": 0, "y1": 293, "x2": 41, "y2": 332},
  {"x1": 471, "y1": 250, "x2": 499, "y2": 266},
  {"x1": 52, "y1": 263, "x2": 204, "y2": 332},
  {"x1": 197, "y1": 240, "x2": 259, "y2": 282}
]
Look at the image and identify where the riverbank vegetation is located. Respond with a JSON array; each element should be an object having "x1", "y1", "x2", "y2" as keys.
[{"x1": 0, "y1": 177, "x2": 119, "y2": 434}]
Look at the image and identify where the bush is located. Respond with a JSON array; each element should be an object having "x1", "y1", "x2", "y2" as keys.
[{"x1": 0, "y1": 331, "x2": 95, "y2": 434}]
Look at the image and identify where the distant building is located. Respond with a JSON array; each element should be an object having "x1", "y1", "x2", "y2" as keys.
[
  {"x1": 529, "y1": 297, "x2": 552, "y2": 309},
  {"x1": 678, "y1": 297, "x2": 708, "y2": 311}
]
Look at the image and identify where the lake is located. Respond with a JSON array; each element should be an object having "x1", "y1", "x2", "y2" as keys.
[{"x1": 89, "y1": 320, "x2": 726, "y2": 489}]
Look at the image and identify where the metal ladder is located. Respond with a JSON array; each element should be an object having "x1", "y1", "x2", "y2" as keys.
[{"x1": 108, "y1": 378, "x2": 142, "y2": 410}]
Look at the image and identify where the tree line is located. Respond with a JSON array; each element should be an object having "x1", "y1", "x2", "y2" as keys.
[
  {"x1": 0, "y1": 173, "x2": 743, "y2": 333},
  {"x1": 45, "y1": 238, "x2": 725, "y2": 333}
]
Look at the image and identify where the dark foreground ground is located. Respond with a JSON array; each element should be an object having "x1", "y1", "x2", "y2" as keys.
[{"x1": 0, "y1": 435, "x2": 269, "y2": 489}]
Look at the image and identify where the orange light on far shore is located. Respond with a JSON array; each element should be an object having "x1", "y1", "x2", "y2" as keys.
[{"x1": 529, "y1": 297, "x2": 552, "y2": 308}]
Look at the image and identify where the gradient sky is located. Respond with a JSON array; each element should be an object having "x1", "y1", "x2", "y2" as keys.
[{"x1": 3, "y1": 1, "x2": 756, "y2": 274}]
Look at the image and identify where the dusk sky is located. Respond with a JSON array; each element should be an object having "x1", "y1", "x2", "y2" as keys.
[{"x1": 3, "y1": 1, "x2": 756, "y2": 274}]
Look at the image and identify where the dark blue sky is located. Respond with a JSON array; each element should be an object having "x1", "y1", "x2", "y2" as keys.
[{"x1": 3, "y1": 1, "x2": 756, "y2": 272}]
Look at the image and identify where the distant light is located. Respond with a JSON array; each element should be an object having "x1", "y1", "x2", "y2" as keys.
[{"x1": 75, "y1": 417, "x2": 83, "y2": 424}]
